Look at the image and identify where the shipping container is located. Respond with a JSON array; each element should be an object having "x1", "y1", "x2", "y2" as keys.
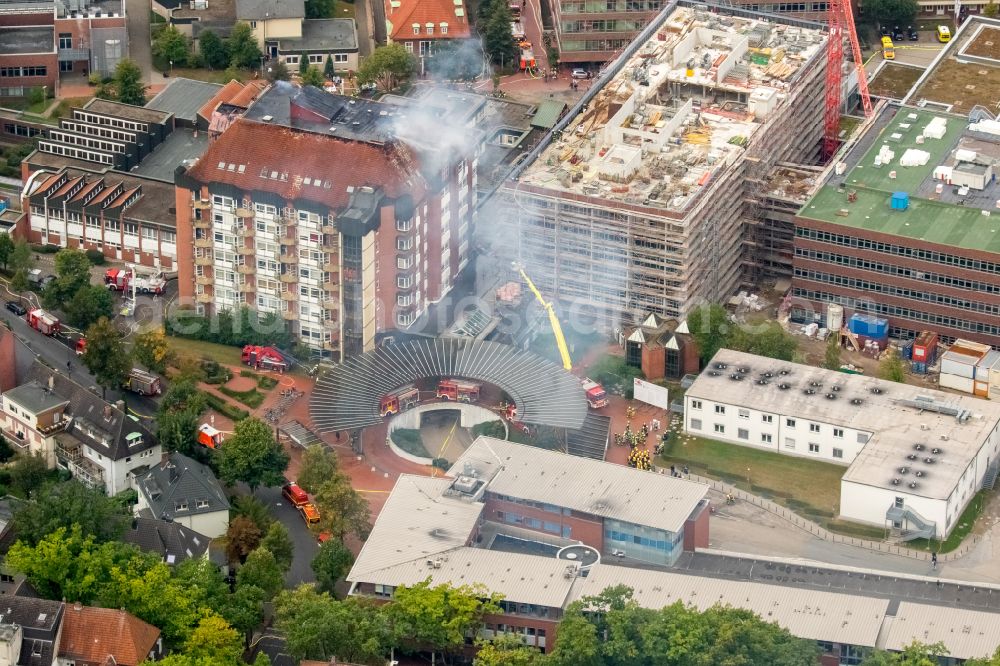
[
  {"x1": 848, "y1": 313, "x2": 888, "y2": 338},
  {"x1": 939, "y1": 373, "x2": 975, "y2": 394},
  {"x1": 941, "y1": 352, "x2": 978, "y2": 379},
  {"x1": 976, "y1": 351, "x2": 1000, "y2": 381},
  {"x1": 975, "y1": 381, "x2": 990, "y2": 398},
  {"x1": 912, "y1": 331, "x2": 938, "y2": 362},
  {"x1": 911, "y1": 361, "x2": 927, "y2": 374},
  {"x1": 901, "y1": 341, "x2": 914, "y2": 360}
]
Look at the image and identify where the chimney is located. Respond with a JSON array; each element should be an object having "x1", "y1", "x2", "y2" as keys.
[
  {"x1": 103, "y1": 405, "x2": 112, "y2": 420},
  {"x1": 48, "y1": 376, "x2": 54, "y2": 391},
  {"x1": 73, "y1": 601, "x2": 82, "y2": 611},
  {"x1": 115, "y1": 400, "x2": 125, "y2": 412}
]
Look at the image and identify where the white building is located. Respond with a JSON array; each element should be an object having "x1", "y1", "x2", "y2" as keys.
[
  {"x1": 134, "y1": 453, "x2": 231, "y2": 539},
  {"x1": 684, "y1": 349, "x2": 1000, "y2": 539}
]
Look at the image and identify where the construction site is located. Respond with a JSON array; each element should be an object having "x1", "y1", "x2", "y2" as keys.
[{"x1": 499, "y1": 4, "x2": 829, "y2": 326}]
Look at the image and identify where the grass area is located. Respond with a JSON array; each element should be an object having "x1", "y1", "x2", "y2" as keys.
[
  {"x1": 391, "y1": 428, "x2": 431, "y2": 458},
  {"x1": 163, "y1": 67, "x2": 259, "y2": 84},
  {"x1": 218, "y1": 385, "x2": 266, "y2": 408},
  {"x1": 914, "y1": 57, "x2": 1000, "y2": 114},
  {"x1": 203, "y1": 391, "x2": 250, "y2": 421},
  {"x1": 51, "y1": 97, "x2": 91, "y2": 121},
  {"x1": 333, "y1": 0, "x2": 356, "y2": 17},
  {"x1": 867, "y1": 64, "x2": 922, "y2": 99},
  {"x1": 824, "y1": 519, "x2": 889, "y2": 540},
  {"x1": 239, "y1": 369, "x2": 279, "y2": 389},
  {"x1": 838, "y1": 115, "x2": 862, "y2": 139},
  {"x1": 167, "y1": 335, "x2": 243, "y2": 366},
  {"x1": 908, "y1": 490, "x2": 990, "y2": 553},
  {"x1": 660, "y1": 434, "x2": 845, "y2": 520}
]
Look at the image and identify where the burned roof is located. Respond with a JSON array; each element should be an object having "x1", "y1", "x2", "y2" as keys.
[{"x1": 310, "y1": 338, "x2": 589, "y2": 432}]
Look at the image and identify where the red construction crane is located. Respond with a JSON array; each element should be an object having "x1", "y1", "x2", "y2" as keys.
[{"x1": 823, "y1": 0, "x2": 873, "y2": 159}]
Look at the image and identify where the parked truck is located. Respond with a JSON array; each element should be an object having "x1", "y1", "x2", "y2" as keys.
[
  {"x1": 379, "y1": 385, "x2": 420, "y2": 417},
  {"x1": 437, "y1": 379, "x2": 481, "y2": 403},
  {"x1": 27, "y1": 309, "x2": 60, "y2": 336},
  {"x1": 519, "y1": 43, "x2": 536, "y2": 71},
  {"x1": 105, "y1": 268, "x2": 166, "y2": 295},
  {"x1": 581, "y1": 378, "x2": 608, "y2": 408},
  {"x1": 241, "y1": 345, "x2": 290, "y2": 372},
  {"x1": 125, "y1": 368, "x2": 162, "y2": 396}
]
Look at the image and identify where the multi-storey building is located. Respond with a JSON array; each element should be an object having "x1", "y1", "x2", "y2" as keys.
[
  {"x1": 502, "y1": 5, "x2": 827, "y2": 328},
  {"x1": 383, "y1": 0, "x2": 471, "y2": 61},
  {"x1": 551, "y1": 0, "x2": 664, "y2": 64},
  {"x1": 0, "y1": 0, "x2": 128, "y2": 100},
  {"x1": 174, "y1": 84, "x2": 478, "y2": 358}
]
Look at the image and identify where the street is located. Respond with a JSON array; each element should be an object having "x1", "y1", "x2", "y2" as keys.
[{"x1": 256, "y1": 484, "x2": 319, "y2": 586}]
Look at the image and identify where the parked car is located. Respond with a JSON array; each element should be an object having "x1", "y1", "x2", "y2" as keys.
[
  {"x1": 571, "y1": 68, "x2": 589, "y2": 79},
  {"x1": 5, "y1": 301, "x2": 25, "y2": 316},
  {"x1": 879, "y1": 25, "x2": 890, "y2": 37},
  {"x1": 892, "y1": 25, "x2": 904, "y2": 41},
  {"x1": 908, "y1": 26, "x2": 918, "y2": 41}
]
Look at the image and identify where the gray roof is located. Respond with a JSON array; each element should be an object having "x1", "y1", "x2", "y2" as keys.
[
  {"x1": 21, "y1": 362, "x2": 157, "y2": 461},
  {"x1": 82, "y1": 99, "x2": 173, "y2": 126},
  {"x1": 135, "y1": 453, "x2": 230, "y2": 521},
  {"x1": 146, "y1": 79, "x2": 224, "y2": 123},
  {"x1": 235, "y1": 0, "x2": 304, "y2": 19},
  {"x1": 0, "y1": 27, "x2": 54, "y2": 55},
  {"x1": 123, "y1": 517, "x2": 210, "y2": 564},
  {"x1": 0, "y1": 597, "x2": 63, "y2": 666},
  {"x1": 277, "y1": 18, "x2": 358, "y2": 53},
  {"x1": 3, "y1": 381, "x2": 70, "y2": 414},
  {"x1": 888, "y1": 602, "x2": 1000, "y2": 660}
]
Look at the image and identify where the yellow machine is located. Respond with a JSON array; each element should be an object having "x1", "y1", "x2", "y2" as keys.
[
  {"x1": 881, "y1": 36, "x2": 895, "y2": 60},
  {"x1": 513, "y1": 262, "x2": 573, "y2": 370},
  {"x1": 937, "y1": 25, "x2": 951, "y2": 42}
]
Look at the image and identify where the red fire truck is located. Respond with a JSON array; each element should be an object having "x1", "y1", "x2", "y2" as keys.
[
  {"x1": 518, "y1": 42, "x2": 536, "y2": 71},
  {"x1": 125, "y1": 368, "x2": 163, "y2": 396},
  {"x1": 26, "y1": 309, "x2": 60, "y2": 336},
  {"x1": 75, "y1": 338, "x2": 86, "y2": 355},
  {"x1": 105, "y1": 268, "x2": 167, "y2": 294},
  {"x1": 437, "y1": 379, "x2": 481, "y2": 403},
  {"x1": 241, "y1": 345, "x2": 289, "y2": 372},
  {"x1": 379, "y1": 385, "x2": 420, "y2": 417},
  {"x1": 581, "y1": 378, "x2": 608, "y2": 408}
]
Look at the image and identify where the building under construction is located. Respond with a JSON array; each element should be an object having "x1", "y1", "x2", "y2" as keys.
[{"x1": 499, "y1": 4, "x2": 828, "y2": 326}]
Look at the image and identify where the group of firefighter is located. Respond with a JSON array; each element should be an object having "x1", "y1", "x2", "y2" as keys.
[{"x1": 614, "y1": 405, "x2": 656, "y2": 472}]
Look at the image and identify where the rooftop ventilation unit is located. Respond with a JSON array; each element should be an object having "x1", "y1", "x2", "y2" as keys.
[
  {"x1": 729, "y1": 374, "x2": 743, "y2": 381},
  {"x1": 850, "y1": 398, "x2": 864, "y2": 405},
  {"x1": 899, "y1": 467, "x2": 909, "y2": 474},
  {"x1": 914, "y1": 443, "x2": 925, "y2": 451},
  {"x1": 825, "y1": 393, "x2": 837, "y2": 400},
  {"x1": 714, "y1": 363, "x2": 728, "y2": 370},
  {"x1": 809, "y1": 381, "x2": 823, "y2": 387},
  {"x1": 891, "y1": 478, "x2": 901, "y2": 485},
  {"x1": 872, "y1": 387, "x2": 885, "y2": 394},
  {"x1": 907, "y1": 453, "x2": 918, "y2": 461},
  {"x1": 778, "y1": 383, "x2": 791, "y2": 390},
  {"x1": 451, "y1": 475, "x2": 479, "y2": 494},
  {"x1": 924, "y1": 457, "x2": 935, "y2": 464},
  {"x1": 779, "y1": 369, "x2": 790, "y2": 376},
  {"x1": 737, "y1": 366, "x2": 750, "y2": 374},
  {"x1": 762, "y1": 372, "x2": 774, "y2": 378},
  {"x1": 932, "y1": 447, "x2": 942, "y2": 455},
  {"x1": 915, "y1": 470, "x2": 925, "y2": 477},
  {"x1": 909, "y1": 482, "x2": 918, "y2": 489},
  {"x1": 756, "y1": 379, "x2": 768, "y2": 385},
  {"x1": 707, "y1": 371, "x2": 720, "y2": 377},
  {"x1": 803, "y1": 388, "x2": 816, "y2": 395},
  {"x1": 832, "y1": 385, "x2": 842, "y2": 392}
]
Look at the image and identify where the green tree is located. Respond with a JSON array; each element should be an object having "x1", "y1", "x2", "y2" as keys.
[
  {"x1": 824, "y1": 333, "x2": 842, "y2": 370},
  {"x1": 111, "y1": 58, "x2": 148, "y2": 106},
  {"x1": 260, "y1": 521, "x2": 294, "y2": 572},
  {"x1": 42, "y1": 247, "x2": 92, "y2": 308},
  {"x1": 387, "y1": 579, "x2": 502, "y2": 659},
  {"x1": 226, "y1": 515, "x2": 262, "y2": 564},
  {"x1": 230, "y1": 494, "x2": 273, "y2": 532},
  {"x1": 474, "y1": 634, "x2": 545, "y2": 666},
  {"x1": 275, "y1": 585, "x2": 391, "y2": 664},
  {"x1": 222, "y1": 583, "x2": 266, "y2": 643},
  {"x1": 313, "y1": 472, "x2": 370, "y2": 542},
  {"x1": 861, "y1": 641, "x2": 950, "y2": 665},
  {"x1": 12, "y1": 480, "x2": 128, "y2": 545},
  {"x1": 184, "y1": 614, "x2": 244, "y2": 665},
  {"x1": 311, "y1": 538, "x2": 354, "y2": 594},
  {"x1": 217, "y1": 417, "x2": 289, "y2": 492},
  {"x1": 728, "y1": 321, "x2": 797, "y2": 361},
  {"x1": 0, "y1": 233, "x2": 14, "y2": 270},
  {"x1": 357, "y1": 43, "x2": 416, "y2": 91},
  {"x1": 546, "y1": 603, "x2": 601, "y2": 666},
  {"x1": 101, "y1": 558, "x2": 200, "y2": 644},
  {"x1": 428, "y1": 39, "x2": 483, "y2": 80},
  {"x1": 300, "y1": 66, "x2": 325, "y2": 87},
  {"x1": 153, "y1": 25, "x2": 190, "y2": 68},
  {"x1": 10, "y1": 269, "x2": 29, "y2": 294},
  {"x1": 323, "y1": 54, "x2": 335, "y2": 79},
  {"x1": 157, "y1": 379, "x2": 207, "y2": 456},
  {"x1": 199, "y1": 29, "x2": 229, "y2": 69},
  {"x1": 8, "y1": 452, "x2": 50, "y2": 497},
  {"x1": 985, "y1": 1, "x2": 999, "y2": 17},
  {"x1": 296, "y1": 444, "x2": 338, "y2": 494},
  {"x1": 223, "y1": 65, "x2": 244, "y2": 82},
  {"x1": 10, "y1": 238, "x2": 34, "y2": 275},
  {"x1": 227, "y1": 22, "x2": 262, "y2": 69},
  {"x1": 237, "y1": 547, "x2": 284, "y2": 600},
  {"x1": 65, "y1": 284, "x2": 115, "y2": 329},
  {"x1": 879, "y1": 348, "x2": 906, "y2": 383},
  {"x1": 687, "y1": 302, "x2": 732, "y2": 365},
  {"x1": 81, "y1": 317, "x2": 133, "y2": 398},
  {"x1": 266, "y1": 59, "x2": 290, "y2": 81},
  {"x1": 306, "y1": 0, "x2": 335, "y2": 18},
  {"x1": 866, "y1": 0, "x2": 919, "y2": 26},
  {"x1": 298, "y1": 51, "x2": 309, "y2": 76},
  {"x1": 134, "y1": 328, "x2": 174, "y2": 374},
  {"x1": 484, "y1": 1, "x2": 519, "y2": 68},
  {"x1": 966, "y1": 646, "x2": 1000, "y2": 666}
]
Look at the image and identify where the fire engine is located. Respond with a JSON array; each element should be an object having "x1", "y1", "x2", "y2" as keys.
[
  {"x1": 379, "y1": 385, "x2": 420, "y2": 417},
  {"x1": 197, "y1": 424, "x2": 225, "y2": 449},
  {"x1": 436, "y1": 379, "x2": 481, "y2": 403},
  {"x1": 241, "y1": 345, "x2": 290, "y2": 372},
  {"x1": 104, "y1": 268, "x2": 166, "y2": 295},
  {"x1": 75, "y1": 338, "x2": 86, "y2": 355},
  {"x1": 581, "y1": 378, "x2": 608, "y2": 408},
  {"x1": 26, "y1": 309, "x2": 60, "y2": 336},
  {"x1": 518, "y1": 42, "x2": 536, "y2": 71},
  {"x1": 124, "y1": 368, "x2": 162, "y2": 396}
]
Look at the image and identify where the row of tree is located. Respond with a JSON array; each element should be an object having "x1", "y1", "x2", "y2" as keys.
[
  {"x1": 687, "y1": 303, "x2": 798, "y2": 365},
  {"x1": 154, "y1": 23, "x2": 262, "y2": 71}
]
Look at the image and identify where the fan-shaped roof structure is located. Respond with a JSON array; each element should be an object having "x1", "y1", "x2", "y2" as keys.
[{"x1": 310, "y1": 339, "x2": 588, "y2": 432}]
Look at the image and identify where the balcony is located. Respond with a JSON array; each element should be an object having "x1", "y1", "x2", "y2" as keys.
[
  {"x1": 193, "y1": 217, "x2": 211, "y2": 229},
  {"x1": 323, "y1": 297, "x2": 338, "y2": 309},
  {"x1": 281, "y1": 309, "x2": 297, "y2": 321},
  {"x1": 279, "y1": 252, "x2": 298, "y2": 264},
  {"x1": 279, "y1": 273, "x2": 297, "y2": 283},
  {"x1": 280, "y1": 290, "x2": 297, "y2": 302},
  {"x1": 323, "y1": 262, "x2": 339, "y2": 273},
  {"x1": 321, "y1": 223, "x2": 336, "y2": 234},
  {"x1": 323, "y1": 318, "x2": 339, "y2": 330},
  {"x1": 237, "y1": 264, "x2": 254, "y2": 274},
  {"x1": 195, "y1": 292, "x2": 213, "y2": 303},
  {"x1": 196, "y1": 276, "x2": 212, "y2": 286},
  {"x1": 235, "y1": 207, "x2": 253, "y2": 218},
  {"x1": 242, "y1": 281, "x2": 257, "y2": 293},
  {"x1": 322, "y1": 281, "x2": 339, "y2": 292},
  {"x1": 193, "y1": 199, "x2": 212, "y2": 210},
  {"x1": 236, "y1": 227, "x2": 252, "y2": 237},
  {"x1": 55, "y1": 439, "x2": 105, "y2": 489},
  {"x1": 194, "y1": 238, "x2": 213, "y2": 248},
  {"x1": 236, "y1": 245, "x2": 254, "y2": 255},
  {"x1": 58, "y1": 47, "x2": 91, "y2": 61},
  {"x1": 194, "y1": 255, "x2": 212, "y2": 266}
]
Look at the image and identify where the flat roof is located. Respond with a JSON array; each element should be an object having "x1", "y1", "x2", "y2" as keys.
[
  {"x1": 83, "y1": 99, "x2": 172, "y2": 125},
  {"x1": 450, "y1": 437, "x2": 708, "y2": 533},
  {"x1": 277, "y1": 18, "x2": 358, "y2": 52},
  {"x1": 145, "y1": 78, "x2": 224, "y2": 123},
  {"x1": 133, "y1": 128, "x2": 209, "y2": 182},
  {"x1": 4, "y1": 380, "x2": 70, "y2": 413},
  {"x1": 686, "y1": 349, "x2": 1000, "y2": 500},
  {"x1": 0, "y1": 26, "x2": 53, "y2": 55},
  {"x1": 887, "y1": 602, "x2": 1000, "y2": 660},
  {"x1": 798, "y1": 105, "x2": 1000, "y2": 251},
  {"x1": 517, "y1": 5, "x2": 825, "y2": 213},
  {"x1": 907, "y1": 17, "x2": 1000, "y2": 114},
  {"x1": 573, "y1": 563, "x2": 890, "y2": 648}
]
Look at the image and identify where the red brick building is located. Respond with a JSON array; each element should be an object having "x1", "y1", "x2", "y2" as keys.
[{"x1": 385, "y1": 0, "x2": 471, "y2": 62}]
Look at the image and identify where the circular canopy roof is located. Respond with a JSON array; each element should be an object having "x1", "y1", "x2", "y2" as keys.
[{"x1": 310, "y1": 338, "x2": 589, "y2": 433}]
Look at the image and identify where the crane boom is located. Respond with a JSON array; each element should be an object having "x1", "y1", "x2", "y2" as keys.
[{"x1": 516, "y1": 266, "x2": 573, "y2": 371}]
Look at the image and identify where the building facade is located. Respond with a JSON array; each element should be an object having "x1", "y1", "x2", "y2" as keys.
[
  {"x1": 134, "y1": 453, "x2": 231, "y2": 539},
  {"x1": 502, "y1": 6, "x2": 827, "y2": 329},
  {"x1": 684, "y1": 349, "x2": 1000, "y2": 539},
  {"x1": 174, "y1": 85, "x2": 477, "y2": 358},
  {"x1": 384, "y1": 0, "x2": 472, "y2": 62}
]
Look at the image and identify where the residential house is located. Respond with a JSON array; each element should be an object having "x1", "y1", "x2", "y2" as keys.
[
  {"x1": 122, "y1": 517, "x2": 211, "y2": 565},
  {"x1": 134, "y1": 453, "x2": 231, "y2": 539},
  {"x1": 57, "y1": 604, "x2": 161, "y2": 666},
  {"x1": 236, "y1": 0, "x2": 359, "y2": 71},
  {"x1": 384, "y1": 0, "x2": 471, "y2": 61},
  {"x1": 0, "y1": 597, "x2": 64, "y2": 666}
]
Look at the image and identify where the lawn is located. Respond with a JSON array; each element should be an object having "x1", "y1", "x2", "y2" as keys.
[
  {"x1": 166, "y1": 335, "x2": 243, "y2": 366},
  {"x1": 50, "y1": 97, "x2": 91, "y2": 121},
  {"x1": 391, "y1": 428, "x2": 431, "y2": 458},
  {"x1": 218, "y1": 385, "x2": 266, "y2": 408},
  {"x1": 333, "y1": 0, "x2": 356, "y2": 18},
  {"x1": 908, "y1": 490, "x2": 990, "y2": 553},
  {"x1": 659, "y1": 434, "x2": 845, "y2": 521},
  {"x1": 162, "y1": 67, "x2": 259, "y2": 84}
]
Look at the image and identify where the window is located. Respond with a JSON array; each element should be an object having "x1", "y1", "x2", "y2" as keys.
[
  {"x1": 412, "y1": 23, "x2": 420, "y2": 34},
  {"x1": 714, "y1": 405, "x2": 725, "y2": 414},
  {"x1": 809, "y1": 423, "x2": 820, "y2": 433},
  {"x1": 691, "y1": 400, "x2": 702, "y2": 409},
  {"x1": 333, "y1": 53, "x2": 348, "y2": 63},
  {"x1": 784, "y1": 438, "x2": 795, "y2": 450},
  {"x1": 761, "y1": 433, "x2": 773, "y2": 443},
  {"x1": 738, "y1": 409, "x2": 749, "y2": 419},
  {"x1": 404, "y1": 41, "x2": 414, "y2": 53},
  {"x1": 419, "y1": 40, "x2": 431, "y2": 55},
  {"x1": 714, "y1": 424, "x2": 725, "y2": 434},
  {"x1": 309, "y1": 54, "x2": 324, "y2": 64},
  {"x1": 250, "y1": 20, "x2": 257, "y2": 28},
  {"x1": 690, "y1": 418, "x2": 702, "y2": 430},
  {"x1": 809, "y1": 443, "x2": 819, "y2": 453},
  {"x1": 59, "y1": 33, "x2": 72, "y2": 49},
  {"x1": 762, "y1": 414, "x2": 773, "y2": 423},
  {"x1": 858, "y1": 433, "x2": 869, "y2": 443},
  {"x1": 786, "y1": 418, "x2": 796, "y2": 427},
  {"x1": 833, "y1": 428, "x2": 844, "y2": 438},
  {"x1": 738, "y1": 428, "x2": 749, "y2": 440},
  {"x1": 833, "y1": 448, "x2": 844, "y2": 459}
]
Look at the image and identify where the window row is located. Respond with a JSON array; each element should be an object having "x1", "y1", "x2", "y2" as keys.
[{"x1": 0, "y1": 66, "x2": 47, "y2": 78}]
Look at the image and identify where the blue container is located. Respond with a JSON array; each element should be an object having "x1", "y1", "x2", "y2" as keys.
[
  {"x1": 901, "y1": 341, "x2": 913, "y2": 360},
  {"x1": 912, "y1": 361, "x2": 928, "y2": 374},
  {"x1": 848, "y1": 313, "x2": 889, "y2": 338},
  {"x1": 891, "y1": 192, "x2": 909, "y2": 210}
]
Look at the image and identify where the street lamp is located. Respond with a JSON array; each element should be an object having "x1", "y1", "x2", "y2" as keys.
[
  {"x1": 746, "y1": 466, "x2": 751, "y2": 486},
  {"x1": 169, "y1": 60, "x2": 173, "y2": 76}
]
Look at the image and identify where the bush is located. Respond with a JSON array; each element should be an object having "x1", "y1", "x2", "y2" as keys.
[
  {"x1": 390, "y1": 428, "x2": 430, "y2": 458},
  {"x1": 257, "y1": 376, "x2": 278, "y2": 390},
  {"x1": 218, "y1": 385, "x2": 265, "y2": 408},
  {"x1": 472, "y1": 420, "x2": 508, "y2": 440},
  {"x1": 84, "y1": 249, "x2": 105, "y2": 265},
  {"x1": 432, "y1": 458, "x2": 450, "y2": 470},
  {"x1": 165, "y1": 306, "x2": 292, "y2": 349},
  {"x1": 200, "y1": 358, "x2": 232, "y2": 384},
  {"x1": 203, "y1": 392, "x2": 250, "y2": 421},
  {"x1": 30, "y1": 244, "x2": 59, "y2": 254},
  {"x1": 88, "y1": 73, "x2": 102, "y2": 86}
]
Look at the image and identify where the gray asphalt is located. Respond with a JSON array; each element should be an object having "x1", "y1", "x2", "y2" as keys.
[
  {"x1": 256, "y1": 485, "x2": 319, "y2": 586},
  {"x1": 125, "y1": 0, "x2": 155, "y2": 82}
]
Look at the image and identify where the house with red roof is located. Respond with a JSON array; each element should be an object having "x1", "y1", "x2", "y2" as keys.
[{"x1": 385, "y1": 0, "x2": 472, "y2": 60}]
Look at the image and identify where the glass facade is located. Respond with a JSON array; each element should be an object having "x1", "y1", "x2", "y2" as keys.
[{"x1": 604, "y1": 518, "x2": 682, "y2": 565}]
